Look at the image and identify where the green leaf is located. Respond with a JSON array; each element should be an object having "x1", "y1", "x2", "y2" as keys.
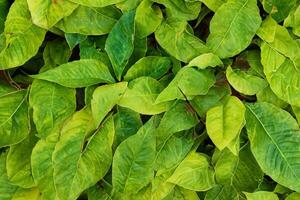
[
  {"x1": 206, "y1": 0, "x2": 261, "y2": 58},
  {"x1": 113, "y1": 106, "x2": 143, "y2": 149},
  {"x1": 152, "y1": 0, "x2": 202, "y2": 21},
  {"x1": 31, "y1": 132, "x2": 60, "y2": 200},
  {"x1": 11, "y1": 188, "x2": 42, "y2": 200},
  {"x1": 29, "y1": 81, "x2": 76, "y2": 138},
  {"x1": 87, "y1": 181, "x2": 113, "y2": 200},
  {"x1": 0, "y1": 0, "x2": 46, "y2": 69},
  {"x1": 205, "y1": 185, "x2": 239, "y2": 200},
  {"x1": 214, "y1": 146, "x2": 263, "y2": 192},
  {"x1": 65, "y1": 33, "x2": 87, "y2": 49},
  {"x1": 0, "y1": 152, "x2": 18, "y2": 200},
  {"x1": 156, "y1": 67, "x2": 215, "y2": 103},
  {"x1": 112, "y1": 117, "x2": 158, "y2": 194},
  {"x1": 244, "y1": 191, "x2": 279, "y2": 200},
  {"x1": 191, "y1": 84, "x2": 231, "y2": 118},
  {"x1": 258, "y1": 17, "x2": 300, "y2": 107},
  {"x1": 245, "y1": 102, "x2": 300, "y2": 192},
  {"x1": 206, "y1": 96, "x2": 245, "y2": 150},
  {"x1": 156, "y1": 101, "x2": 199, "y2": 145},
  {"x1": 199, "y1": 0, "x2": 227, "y2": 12},
  {"x1": 118, "y1": 77, "x2": 171, "y2": 115},
  {"x1": 226, "y1": 66, "x2": 268, "y2": 96},
  {"x1": 31, "y1": 59, "x2": 115, "y2": 88},
  {"x1": 135, "y1": 0, "x2": 163, "y2": 38},
  {"x1": 155, "y1": 20, "x2": 209, "y2": 63},
  {"x1": 163, "y1": 186, "x2": 200, "y2": 200},
  {"x1": 56, "y1": 6, "x2": 121, "y2": 35},
  {"x1": 187, "y1": 53, "x2": 223, "y2": 69},
  {"x1": 91, "y1": 82, "x2": 128, "y2": 127},
  {"x1": 284, "y1": 5, "x2": 300, "y2": 37},
  {"x1": 256, "y1": 86, "x2": 288, "y2": 108},
  {"x1": 6, "y1": 132, "x2": 38, "y2": 188},
  {"x1": 0, "y1": 89, "x2": 29, "y2": 147},
  {"x1": 261, "y1": 0, "x2": 296, "y2": 22},
  {"x1": 167, "y1": 152, "x2": 215, "y2": 191},
  {"x1": 27, "y1": 0, "x2": 77, "y2": 29},
  {"x1": 124, "y1": 56, "x2": 171, "y2": 81},
  {"x1": 67, "y1": 0, "x2": 125, "y2": 7},
  {"x1": 53, "y1": 108, "x2": 114, "y2": 200},
  {"x1": 286, "y1": 192, "x2": 300, "y2": 200},
  {"x1": 105, "y1": 10, "x2": 135, "y2": 80}
]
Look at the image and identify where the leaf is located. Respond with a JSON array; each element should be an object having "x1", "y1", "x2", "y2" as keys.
[
  {"x1": 199, "y1": 0, "x2": 227, "y2": 12},
  {"x1": 187, "y1": 53, "x2": 223, "y2": 69},
  {"x1": 213, "y1": 146, "x2": 263, "y2": 192},
  {"x1": 286, "y1": 192, "x2": 300, "y2": 200},
  {"x1": 105, "y1": 10, "x2": 135, "y2": 80},
  {"x1": 256, "y1": 86, "x2": 288, "y2": 108},
  {"x1": 226, "y1": 66, "x2": 268, "y2": 96},
  {"x1": 6, "y1": 132, "x2": 38, "y2": 188},
  {"x1": 206, "y1": 96, "x2": 245, "y2": 150},
  {"x1": 67, "y1": 0, "x2": 125, "y2": 7},
  {"x1": 11, "y1": 188, "x2": 42, "y2": 200},
  {"x1": 56, "y1": 6, "x2": 121, "y2": 35},
  {"x1": 206, "y1": 0, "x2": 261, "y2": 58},
  {"x1": 261, "y1": 0, "x2": 296, "y2": 22},
  {"x1": 156, "y1": 101, "x2": 199, "y2": 145},
  {"x1": 113, "y1": 106, "x2": 142, "y2": 148},
  {"x1": 91, "y1": 82, "x2": 127, "y2": 127},
  {"x1": 112, "y1": 117, "x2": 158, "y2": 194},
  {"x1": 124, "y1": 56, "x2": 171, "y2": 81},
  {"x1": 27, "y1": 0, "x2": 77, "y2": 29},
  {"x1": 245, "y1": 102, "x2": 300, "y2": 192},
  {"x1": 167, "y1": 152, "x2": 215, "y2": 191},
  {"x1": 29, "y1": 81, "x2": 76, "y2": 138},
  {"x1": 0, "y1": 89, "x2": 29, "y2": 147},
  {"x1": 65, "y1": 33, "x2": 87, "y2": 49},
  {"x1": 0, "y1": 0, "x2": 46, "y2": 69},
  {"x1": 258, "y1": 17, "x2": 300, "y2": 107},
  {"x1": 0, "y1": 152, "x2": 18, "y2": 200},
  {"x1": 155, "y1": 20, "x2": 210, "y2": 63},
  {"x1": 118, "y1": 77, "x2": 171, "y2": 115},
  {"x1": 205, "y1": 185, "x2": 240, "y2": 200},
  {"x1": 163, "y1": 186, "x2": 200, "y2": 200},
  {"x1": 31, "y1": 59, "x2": 115, "y2": 88},
  {"x1": 156, "y1": 67, "x2": 215, "y2": 103},
  {"x1": 53, "y1": 108, "x2": 114, "y2": 200},
  {"x1": 135, "y1": 0, "x2": 163, "y2": 38},
  {"x1": 284, "y1": 5, "x2": 300, "y2": 37},
  {"x1": 244, "y1": 191, "x2": 279, "y2": 200},
  {"x1": 31, "y1": 135, "x2": 59, "y2": 200},
  {"x1": 87, "y1": 181, "x2": 113, "y2": 200},
  {"x1": 152, "y1": 0, "x2": 202, "y2": 21}
]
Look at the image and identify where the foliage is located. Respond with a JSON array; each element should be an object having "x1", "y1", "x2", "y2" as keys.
[{"x1": 0, "y1": 0, "x2": 300, "y2": 199}]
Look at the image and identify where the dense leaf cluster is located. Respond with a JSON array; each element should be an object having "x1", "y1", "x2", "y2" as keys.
[{"x1": 0, "y1": 0, "x2": 300, "y2": 199}]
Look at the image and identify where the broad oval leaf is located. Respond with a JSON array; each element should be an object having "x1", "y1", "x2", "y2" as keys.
[
  {"x1": 29, "y1": 80, "x2": 76, "y2": 138},
  {"x1": 118, "y1": 77, "x2": 171, "y2": 115},
  {"x1": 53, "y1": 108, "x2": 114, "y2": 200},
  {"x1": 156, "y1": 67, "x2": 215, "y2": 103},
  {"x1": 187, "y1": 53, "x2": 223, "y2": 69},
  {"x1": 0, "y1": 0, "x2": 46, "y2": 69},
  {"x1": 91, "y1": 82, "x2": 128, "y2": 127},
  {"x1": 155, "y1": 20, "x2": 209, "y2": 63},
  {"x1": 105, "y1": 10, "x2": 135, "y2": 80},
  {"x1": 206, "y1": 0, "x2": 261, "y2": 58},
  {"x1": 258, "y1": 17, "x2": 300, "y2": 107},
  {"x1": 7, "y1": 132, "x2": 37, "y2": 188},
  {"x1": 56, "y1": 6, "x2": 121, "y2": 35},
  {"x1": 167, "y1": 152, "x2": 215, "y2": 191},
  {"x1": 112, "y1": 117, "x2": 158, "y2": 194},
  {"x1": 0, "y1": 89, "x2": 29, "y2": 147},
  {"x1": 135, "y1": 0, "x2": 163, "y2": 38},
  {"x1": 206, "y1": 96, "x2": 245, "y2": 150},
  {"x1": 124, "y1": 56, "x2": 171, "y2": 81},
  {"x1": 31, "y1": 59, "x2": 115, "y2": 88},
  {"x1": 27, "y1": 0, "x2": 78, "y2": 29},
  {"x1": 245, "y1": 102, "x2": 300, "y2": 192},
  {"x1": 226, "y1": 66, "x2": 268, "y2": 95}
]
